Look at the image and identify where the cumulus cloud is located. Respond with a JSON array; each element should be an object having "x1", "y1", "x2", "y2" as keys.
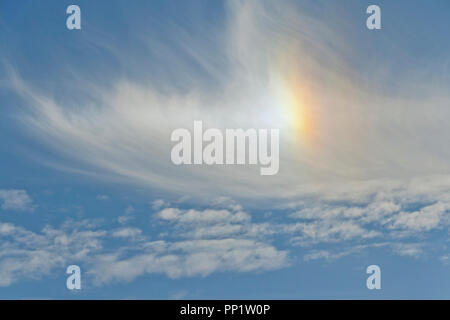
[
  {"x1": 290, "y1": 220, "x2": 381, "y2": 246},
  {"x1": 303, "y1": 245, "x2": 376, "y2": 262},
  {"x1": 118, "y1": 205, "x2": 135, "y2": 225},
  {"x1": 151, "y1": 199, "x2": 167, "y2": 211},
  {"x1": 0, "y1": 189, "x2": 449, "y2": 287},
  {"x1": 283, "y1": 177, "x2": 450, "y2": 244},
  {"x1": 388, "y1": 202, "x2": 450, "y2": 232},
  {"x1": 156, "y1": 208, "x2": 250, "y2": 225},
  {"x1": 0, "y1": 202, "x2": 290, "y2": 286},
  {"x1": 154, "y1": 204, "x2": 276, "y2": 241},
  {"x1": 89, "y1": 238, "x2": 288, "y2": 284},
  {"x1": 0, "y1": 220, "x2": 104, "y2": 287},
  {"x1": 0, "y1": 190, "x2": 33, "y2": 211},
  {"x1": 391, "y1": 243, "x2": 423, "y2": 258},
  {"x1": 111, "y1": 227, "x2": 143, "y2": 240},
  {"x1": 303, "y1": 242, "x2": 421, "y2": 262}
]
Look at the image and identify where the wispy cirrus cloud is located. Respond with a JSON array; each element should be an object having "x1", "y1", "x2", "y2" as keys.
[{"x1": 4, "y1": 1, "x2": 450, "y2": 199}]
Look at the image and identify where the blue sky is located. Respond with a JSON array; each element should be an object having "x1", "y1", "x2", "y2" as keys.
[{"x1": 0, "y1": 0, "x2": 449, "y2": 299}]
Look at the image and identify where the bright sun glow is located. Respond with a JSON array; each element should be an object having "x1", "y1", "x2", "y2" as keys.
[{"x1": 274, "y1": 72, "x2": 316, "y2": 146}]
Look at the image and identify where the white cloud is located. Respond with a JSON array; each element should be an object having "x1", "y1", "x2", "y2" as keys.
[
  {"x1": 111, "y1": 227, "x2": 142, "y2": 240},
  {"x1": 154, "y1": 205, "x2": 275, "y2": 241},
  {"x1": 290, "y1": 220, "x2": 380, "y2": 246},
  {"x1": 388, "y1": 202, "x2": 450, "y2": 232},
  {"x1": 96, "y1": 194, "x2": 109, "y2": 201},
  {"x1": 96, "y1": 202, "x2": 288, "y2": 284},
  {"x1": 0, "y1": 191, "x2": 448, "y2": 287},
  {"x1": 291, "y1": 201, "x2": 400, "y2": 222},
  {"x1": 169, "y1": 290, "x2": 189, "y2": 300},
  {"x1": 0, "y1": 220, "x2": 105, "y2": 287},
  {"x1": 303, "y1": 246, "x2": 371, "y2": 262},
  {"x1": 0, "y1": 190, "x2": 33, "y2": 211},
  {"x1": 302, "y1": 242, "x2": 420, "y2": 261},
  {"x1": 283, "y1": 179, "x2": 450, "y2": 247},
  {"x1": 124, "y1": 205, "x2": 135, "y2": 215},
  {"x1": 152, "y1": 199, "x2": 167, "y2": 210},
  {"x1": 7, "y1": 1, "x2": 450, "y2": 199},
  {"x1": 391, "y1": 243, "x2": 423, "y2": 258},
  {"x1": 440, "y1": 254, "x2": 450, "y2": 265},
  {"x1": 210, "y1": 197, "x2": 243, "y2": 212},
  {"x1": 0, "y1": 202, "x2": 289, "y2": 287},
  {"x1": 118, "y1": 205, "x2": 135, "y2": 225},
  {"x1": 89, "y1": 238, "x2": 289, "y2": 285},
  {"x1": 156, "y1": 208, "x2": 250, "y2": 224},
  {"x1": 1, "y1": 1, "x2": 450, "y2": 291}
]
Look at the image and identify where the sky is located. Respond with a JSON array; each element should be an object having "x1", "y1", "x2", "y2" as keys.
[{"x1": 0, "y1": 0, "x2": 449, "y2": 299}]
